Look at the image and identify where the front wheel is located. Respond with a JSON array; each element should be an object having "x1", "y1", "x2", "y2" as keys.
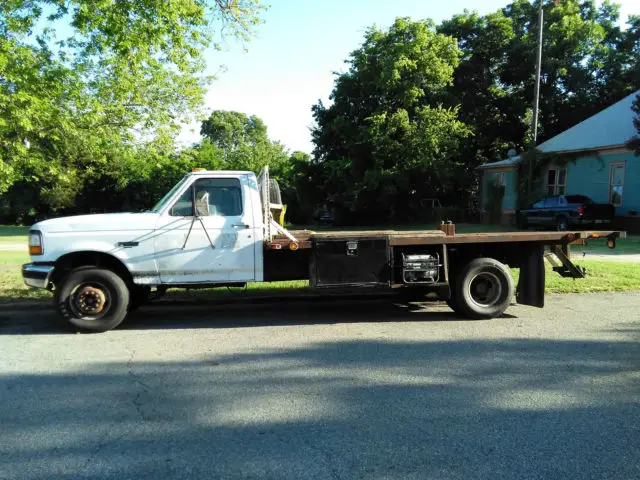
[
  {"x1": 55, "y1": 268, "x2": 130, "y2": 332},
  {"x1": 455, "y1": 258, "x2": 514, "y2": 319}
]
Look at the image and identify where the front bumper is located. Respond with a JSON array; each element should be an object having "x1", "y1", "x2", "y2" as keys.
[{"x1": 22, "y1": 263, "x2": 55, "y2": 289}]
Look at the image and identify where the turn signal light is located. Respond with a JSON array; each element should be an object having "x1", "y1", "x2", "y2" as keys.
[
  {"x1": 289, "y1": 242, "x2": 299, "y2": 251},
  {"x1": 192, "y1": 168, "x2": 205, "y2": 172},
  {"x1": 28, "y1": 231, "x2": 43, "y2": 256}
]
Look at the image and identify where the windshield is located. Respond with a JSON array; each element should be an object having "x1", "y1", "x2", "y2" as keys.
[{"x1": 150, "y1": 176, "x2": 190, "y2": 213}]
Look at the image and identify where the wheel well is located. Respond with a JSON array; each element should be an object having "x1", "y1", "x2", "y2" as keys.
[{"x1": 52, "y1": 251, "x2": 133, "y2": 286}]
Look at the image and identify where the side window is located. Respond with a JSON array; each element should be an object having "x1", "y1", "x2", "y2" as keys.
[
  {"x1": 532, "y1": 200, "x2": 545, "y2": 208},
  {"x1": 171, "y1": 188, "x2": 194, "y2": 216},
  {"x1": 544, "y1": 197, "x2": 558, "y2": 208},
  {"x1": 170, "y1": 178, "x2": 243, "y2": 217}
]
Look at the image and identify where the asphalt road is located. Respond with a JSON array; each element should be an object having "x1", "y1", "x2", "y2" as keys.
[{"x1": 1, "y1": 293, "x2": 639, "y2": 480}]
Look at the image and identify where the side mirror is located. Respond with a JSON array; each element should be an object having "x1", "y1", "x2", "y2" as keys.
[{"x1": 193, "y1": 190, "x2": 210, "y2": 217}]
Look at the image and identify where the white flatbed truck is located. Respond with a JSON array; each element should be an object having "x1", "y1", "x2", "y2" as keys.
[{"x1": 22, "y1": 167, "x2": 624, "y2": 332}]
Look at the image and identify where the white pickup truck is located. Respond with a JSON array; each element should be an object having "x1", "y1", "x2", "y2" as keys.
[{"x1": 22, "y1": 167, "x2": 623, "y2": 332}]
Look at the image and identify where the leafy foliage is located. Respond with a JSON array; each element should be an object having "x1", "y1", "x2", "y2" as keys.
[
  {"x1": 514, "y1": 149, "x2": 581, "y2": 209},
  {"x1": 0, "y1": 0, "x2": 264, "y2": 220},
  {"x1": 438, "y1": 0, "x2": 639, "y2": 189},
  {"x1": 2, "y1": 0, "x2": 639, "y2": 226},
  {"x1": 310, "y1": 18, "x2": 471, "y2": 224},
  {"x1": 307, "y1": 1, "x2": 639, "y2": 224}
]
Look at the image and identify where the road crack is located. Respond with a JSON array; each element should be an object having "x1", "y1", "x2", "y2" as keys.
[{"x1": 126, "y1": 347, "x2": 153, "y2": 421}]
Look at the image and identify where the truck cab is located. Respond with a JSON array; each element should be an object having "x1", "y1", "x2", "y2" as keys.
[{"x1": 24, "y1": 170, "x2": 266, "y2": 287}]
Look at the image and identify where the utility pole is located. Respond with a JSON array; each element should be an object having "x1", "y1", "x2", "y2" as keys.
[{"x1": 528, "y1": 1, "x2": 544, "y2": 201}]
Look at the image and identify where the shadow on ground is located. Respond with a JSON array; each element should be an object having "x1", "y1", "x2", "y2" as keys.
[
  {"x1": 0, "y1": 298, "x2": 520, "y2": 335},
  {"x1": 1, "y1": 336, "x2": 638, "y2": 479}
]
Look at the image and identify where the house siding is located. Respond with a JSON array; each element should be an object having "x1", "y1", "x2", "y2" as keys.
[{"x1": 565, "y1": 151, "x2": 639, "y2": 215}]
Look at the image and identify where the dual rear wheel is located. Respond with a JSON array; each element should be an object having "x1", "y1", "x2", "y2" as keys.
[{"x1": 447, "y1": 257, "x2": 514, "y2": 319}]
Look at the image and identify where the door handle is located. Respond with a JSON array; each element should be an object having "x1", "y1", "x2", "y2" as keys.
[{"x1": 232, "y1": 224, "x2": 250, "y2": 229}]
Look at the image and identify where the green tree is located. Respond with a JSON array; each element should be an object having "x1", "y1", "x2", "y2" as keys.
[
  {"x1": 311, "y1": 17, "x2": 470, "y2": 223},
  {"x1": 201, "y1": 111, "x2": 268, "y2": 151},
  {"x1": 499, "y1": 0, "x2": 638, "y2": 142},
  {"x1": 435, "y1": 0, "x2": 639, "y2": 206},
  {"x1": 200, "y1": 110, "x2": 290, "y2": 174},
  {"x1": 0, "y1": 0, "x2": 264, "y2": 221},
  {"x1": 439, "y1": 1, "x2": 640, "y2": 156}
]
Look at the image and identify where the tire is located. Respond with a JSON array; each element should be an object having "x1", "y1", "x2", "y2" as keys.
[
  {"x1": 55, "y1": 268, "x2": 130, "y2": 332},
  {"x1": 446, "y1": 296, "x2": 465, "y2": 316},
  {"x1": 556, "y1": 216, "x2": 569, "y2": 231},
  {"x1": 128, "y1": 286, "x2": 151, "y2": 312},
  {"x1": 455, "y1": 258, "x2": 514, "y2": 319}
]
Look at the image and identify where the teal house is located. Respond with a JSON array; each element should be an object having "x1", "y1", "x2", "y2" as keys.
[{"x1": 478, "y1": 90, "x2": 640, "y2": 231}]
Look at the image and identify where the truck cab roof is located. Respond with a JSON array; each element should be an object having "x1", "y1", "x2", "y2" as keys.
[{"x1": 188, "y1": 170, "x2": 254, "y2": 176}]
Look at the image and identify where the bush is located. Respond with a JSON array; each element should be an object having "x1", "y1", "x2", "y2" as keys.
[{"x1": 433, "y1": 206, "x2": 465, "y2": 223}]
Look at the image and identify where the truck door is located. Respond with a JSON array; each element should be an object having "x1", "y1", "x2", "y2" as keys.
[{"x1": 153, "y1": 175, "x2": 257, "y2": 284}]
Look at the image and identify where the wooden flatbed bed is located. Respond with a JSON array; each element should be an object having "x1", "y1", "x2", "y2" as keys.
[{"x1": 267, "y1": 227, "x2": 624, "y2": 250}]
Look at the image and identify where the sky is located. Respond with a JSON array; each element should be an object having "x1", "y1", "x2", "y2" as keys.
[{"x1": 180, "y1": 0, "x2": 638, "y2": 154}]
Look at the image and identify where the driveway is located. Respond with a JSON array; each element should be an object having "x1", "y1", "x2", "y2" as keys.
[{"x1": 0, "y1": 293, "x2": 639, "y2": 479}]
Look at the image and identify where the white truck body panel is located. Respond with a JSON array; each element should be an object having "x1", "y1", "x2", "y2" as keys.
[
  {"x1": 153, "y1": 173, "x2": 262, "y2": 283},
  {"x1": 31, "y1": 212, "x2": 162, "y2": 284},
  {"x1": 28, "y1": 171, "x2": 266, "y2": 286}
]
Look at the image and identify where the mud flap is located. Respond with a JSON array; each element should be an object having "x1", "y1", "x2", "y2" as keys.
[{"x1": 517, "y1": 243, "x2": 545, "y2": 308}]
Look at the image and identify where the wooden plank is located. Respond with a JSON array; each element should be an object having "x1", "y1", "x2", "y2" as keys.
[{"x1": 269, "y1": 229, "x2": 623, "y2": 250}]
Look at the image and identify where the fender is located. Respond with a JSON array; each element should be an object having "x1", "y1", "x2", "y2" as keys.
[{"x1": 47, "y1": 237, "x2": 160, "y2": 285}]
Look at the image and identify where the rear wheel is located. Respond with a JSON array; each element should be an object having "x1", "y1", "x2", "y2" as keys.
[
  {"x1": 55, "y1": 268, "x2": 129, "y2": 332},
  {"x1": 446, "y1": 296, "x2": 465, "y2": 316},
  {"x1": 455, "y1": 258, "x2": 514, "y2": 319}
]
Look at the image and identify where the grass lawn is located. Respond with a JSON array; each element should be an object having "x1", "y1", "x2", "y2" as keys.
[
  {"x1": 2, "y1": 246, "x2": 639, "y2": 305},
  {"x1": 0, "y1": 226, "x2": 28, "y2": 244},
  {"x1": 572, "y1": 234, "x2": 640, "y2": 255},
  {"x1": 510, "y1": 260, "x2": 640, "y2": 294},
  {"x1": 0, "y1": 251, "x2": 51, "y2": 303}
]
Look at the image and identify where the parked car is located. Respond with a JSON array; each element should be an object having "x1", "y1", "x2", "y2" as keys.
[{"x1": 516, "y1": 194, "x2": 615, "y2": 231}]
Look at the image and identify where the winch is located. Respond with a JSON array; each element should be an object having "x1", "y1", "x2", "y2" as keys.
[{"x1": 402, "y1": 253, "x2": 440, "y2": 283}]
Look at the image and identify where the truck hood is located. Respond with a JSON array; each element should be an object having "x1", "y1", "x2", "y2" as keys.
[{"x1": 33, "y1": 212, "x2": 160, "y2": 234}]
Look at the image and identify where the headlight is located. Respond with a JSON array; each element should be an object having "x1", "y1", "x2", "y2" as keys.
[{"x1": 29, "y1": 231, "x2": 44, "y2": 256}]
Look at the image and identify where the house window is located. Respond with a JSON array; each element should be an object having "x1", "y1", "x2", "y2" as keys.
[
  {"x1": 546, "y1": 167, "x2": 566, "y2": 196},
  {"x1": 609, "y1": 163, "x2": 625, "y2": 206},
  {"x1": 493, "y1": 171, "x2": 506, "y2": 186}
]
